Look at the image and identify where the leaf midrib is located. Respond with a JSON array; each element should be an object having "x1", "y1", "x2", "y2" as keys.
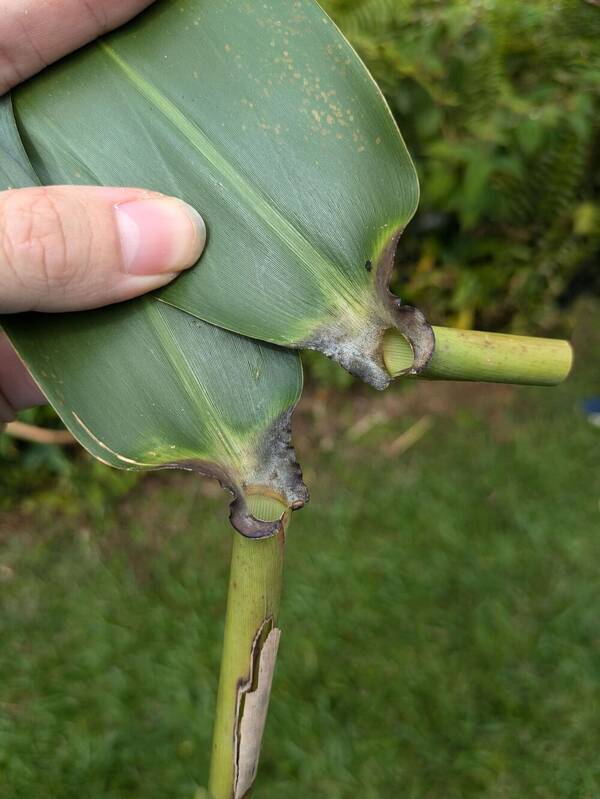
[{"x1": 100, "y1": 42, "x2": 364, "y2": 317}]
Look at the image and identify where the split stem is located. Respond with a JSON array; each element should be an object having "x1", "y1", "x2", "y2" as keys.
[
  {"x1": 384, "y1": 326, "x2": 573, "y2": 386},
  {"x1": 208, "y1": 495, "x2": 288, "y2": 799}
]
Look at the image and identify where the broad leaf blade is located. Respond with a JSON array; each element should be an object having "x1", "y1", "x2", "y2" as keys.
[
  {"x1": 0, "y1": 96, "x2": 308, "y2": 538},
  {"x1": 13, "y1": 0, "x2": 433, "y2": 388},
  {"x1": 5, "y1": 302, "x2": 307, "y2": 537}
]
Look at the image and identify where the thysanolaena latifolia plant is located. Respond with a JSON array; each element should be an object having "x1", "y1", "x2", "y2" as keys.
[
  {"x1": 0, "y1": 1, "x2": 573, "y2": 797},
  {"x1": 1, "y1": 0, "x2": 433, "y2": 539}
]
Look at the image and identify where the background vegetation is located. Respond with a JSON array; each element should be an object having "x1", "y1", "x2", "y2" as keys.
[
  {"x1": 326, "y1": 0, "x2": 600, "y2": 332},
  {"x1": 2, "y1": 1, "x2": 599, "y2": 796}
]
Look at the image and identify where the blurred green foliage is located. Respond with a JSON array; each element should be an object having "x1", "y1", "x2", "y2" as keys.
[
  {"x1": 325, "y1": 0, "x2": 600, "y2": 332},
  {"x1": 0, "y1": 407, "x2": 139, "y2": 520}
]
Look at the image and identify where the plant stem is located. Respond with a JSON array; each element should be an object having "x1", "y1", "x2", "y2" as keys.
[
  {"x1": 383, "y1": 326, "x2": 573, "y2": 386},
  {"x1": 208, "y1": 495, "x2": 288, "y2": 799}
]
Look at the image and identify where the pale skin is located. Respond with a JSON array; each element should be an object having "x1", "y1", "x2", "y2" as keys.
[{"x1": 0, "y1": 0, "x2": 206, "y2": 426}]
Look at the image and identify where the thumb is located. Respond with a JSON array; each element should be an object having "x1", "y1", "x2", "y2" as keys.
[{"x1": 0, "y1": 185, "x2": 206, "y2": 313}]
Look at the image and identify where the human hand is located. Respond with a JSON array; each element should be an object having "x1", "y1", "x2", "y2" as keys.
[{"x1": 0, "y1": 1, "x2": 206, "y2": 425}]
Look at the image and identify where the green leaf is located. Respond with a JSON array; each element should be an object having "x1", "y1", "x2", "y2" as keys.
[
  {"x1": 0, "y1": 96, "x2": 40, "y2": 188},
  {"x1": 0, "y1": 96, "x2": 307, "y2": 539},
  {"x1": 5, "y1": 302, "x2": 308, "y2": 538},
  {"x1": 515, "y1": 118, "x2": 544, "y2": 156},
  {"x1": 11, "y1": 0, "x2": 433, "y2": 388}
]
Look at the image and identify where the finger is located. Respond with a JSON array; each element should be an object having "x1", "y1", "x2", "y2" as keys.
[
  {"x1": 0, "y1": 0, "x2": 156, "y2": 93},
  {"x1": 0, "y1": 331, "x2": 44, "y2": 423},
  {"x1": 0, "y1": 185, "x2": 206, "y2": 313}
]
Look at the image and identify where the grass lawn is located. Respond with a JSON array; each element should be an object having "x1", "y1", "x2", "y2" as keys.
[{"x1": 1, "y1": 304, "x2": 599, "y2": 798}]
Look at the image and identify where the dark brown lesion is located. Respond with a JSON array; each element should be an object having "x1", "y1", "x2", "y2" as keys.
[
  {"x1": 375, "y1": 229, "x2": 435, "y2": 375},
  {"x1": 241, "y1": 407, "x2": 309, "y2": 533},
  {"x1": 228, "y1": 497, "x2": 283, "y2": 539},
  {"x1": 299, "y1": 228, "x2": 435, "y2": 390},
  {"x1": 164, "y1": 459, "x2": 284, "y2": 539},
  {"x1": 165, "y1": 459, "x2": 290, "y2": 539},
  {"x1": 168, "y1": 408, "x2": 309, "y2": 540}
]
